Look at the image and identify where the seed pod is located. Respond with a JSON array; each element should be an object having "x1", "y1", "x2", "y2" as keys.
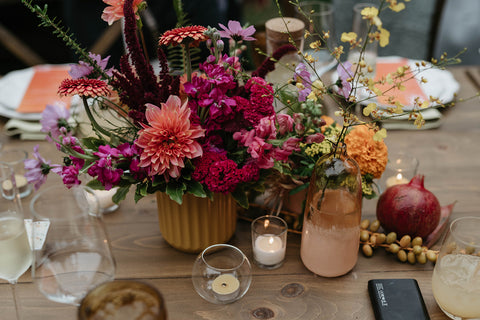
[
  {"x1": 360, "y1": 230, "x2": 370, "y2": 242},
  {"x1": 389, "y1": 243, "x2": 400, "y2": 254},
  {"x1": 407, "y1": 251, "x2": 416, "y2": 264},
  {"x1": 370, "y1": 220, "x2": 380, "y2": 232},
  {"x1": 426, "y1": 250, "x2": 437, "y2": 262},
  {"x1": 375, "y1": 233, "x2": 386, "y2": 245},
  {"x1": 417, "y1": 252, "x2": 427, "y2": 264},
  {"x1": 362, "y1": 244, "x2": 373, "y2": 257},
  {"x1": 399, "y1": 235, "x2": 412, "y2": 248},
  {"x1": 369, "y1": 234, "x2": 377, "y2": 246},
  {"x1": 386, "y1": 232, "x2": 397, "y2": 244},
  {"x1": 412, "y1": 245, "x2": 423, "y2": 255},
  {"x1": 397, "y1": 250, "x2": 407, "y2": 262},
  {"x1": 411, "y1": 236, "x2": 423, "y2": 247},
  {"x1": 465, "y1": 245, "x2": 476, "y2": 255},
  {"x1": 360, "y1": 219, "x2": 370, "y2": 230}
]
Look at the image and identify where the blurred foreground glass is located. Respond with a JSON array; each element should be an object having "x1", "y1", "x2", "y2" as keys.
[
  {"x1": 295, "y1": 1, "x2": 337, "y2": 77},
  {"x1": 30, "y1": 185, "x2": 116, "y2": 306},
  {"x1": 0, "y1": 163, "x2": 32, "y2": 319},
  {"x1": 192, "y1": 244, "x2": 252, "y2": 304},
  {"x1": 432, "y1": 216, "x2": 480, "y2": 319},
  {"x1": 78, "y1": 280, "x2": 167, "y2": 320},
  {"x1": 0, "y1": 149, "x2": 32, "y2": 199},
  {"x1": 347, "y1": 3, "x2": 378, "y2": 77}
]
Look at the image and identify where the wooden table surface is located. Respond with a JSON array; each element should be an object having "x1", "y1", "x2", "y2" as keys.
[{"x1": 0, "y1": 66, "x2": 479, "y2": 319}]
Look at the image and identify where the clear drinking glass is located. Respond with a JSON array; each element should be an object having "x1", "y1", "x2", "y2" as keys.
[
  {"x1": 295, "y1": 1, "x2": 337, "y2": 77},
  {"x1": 0, "y1": 149, "x2": 32, "y2": 199},
  {"x1": 30, "y1": 185, "x2": 116, "y2": 306},
  {"x1": 347, "y1": 3, "x2": 379, "y2": 77},
  {"x1": 0, "y1": 162, "x2": 32, "y2": 319},
  {"x1": 432, "y1": 216, "x2": 480, "y2": 319}
]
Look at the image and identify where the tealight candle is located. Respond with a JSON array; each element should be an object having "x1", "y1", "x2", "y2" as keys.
[
  {"x1": 385, "y1": 172, "x2": 409, "y2": 188},
  {"x1": 211, "y1": 274, "x2": 240, "y2": 302},
  {"x1": 251, "y1": 215, "x2": 288, "y2": 269},
  {"x1": 253, "y1": 235, "x2": 285, "y2": 266}
]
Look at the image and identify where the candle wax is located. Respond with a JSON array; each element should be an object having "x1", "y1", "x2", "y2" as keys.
[
  {"x1": 385, "y1": 174, "x2": 409, "y2": 188},
  {"x1": 253, "y1": 235, "x2": 285, "y2": 266},
  {"x1": 211, "y1": 274, "x2": 240, "y2": 301}
]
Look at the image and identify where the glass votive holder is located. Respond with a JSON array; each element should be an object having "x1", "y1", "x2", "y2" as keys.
[
  {"x1": 382, "y1": 152, "x2": 419, "y2": 190},
  {"x1": 0, "y1": 148, "x2": 32, "y2": 199},
  {"x1": 86, "y1": 187, "x2": 119, "y2": 214},
  {"x1": 251, "y1": 215, "x2": 288, "y2": 269},
  {"x1": 78, "y1": 280, "x2": 167, "y2": 320},
  {"x1": 192, "y1": 244, "x2": 252, "y2": 304}
]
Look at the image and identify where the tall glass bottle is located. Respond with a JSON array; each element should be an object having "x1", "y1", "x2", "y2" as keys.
[{"x1": 300, "y1": 144, "x2": 362, "y2": 277}]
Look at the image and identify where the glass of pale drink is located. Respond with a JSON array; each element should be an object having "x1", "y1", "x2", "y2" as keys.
[{"x1": 432, "y1": 216, "x2": 480, "y2": 319}]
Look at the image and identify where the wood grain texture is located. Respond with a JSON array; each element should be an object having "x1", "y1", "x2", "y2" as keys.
[{"x1": 1, "y1": 67, "x2": 478, "y2": 319}]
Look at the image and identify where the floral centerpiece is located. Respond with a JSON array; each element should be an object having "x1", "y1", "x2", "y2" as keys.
[{"x1": 22, "y1": 0, "x2": 460, "y2": 239}]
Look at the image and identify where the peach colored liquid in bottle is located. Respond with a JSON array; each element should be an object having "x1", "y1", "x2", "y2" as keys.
[{"x1": 300, "y1": 189, "x2": 361, "y2": 277}]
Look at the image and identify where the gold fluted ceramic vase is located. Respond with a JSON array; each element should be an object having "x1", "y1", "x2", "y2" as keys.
[{"x1": 156, "y1": 192, "x2": 237, "y2": 253}]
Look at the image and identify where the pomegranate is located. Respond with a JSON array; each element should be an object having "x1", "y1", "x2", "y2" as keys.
[{"x1": 376, "y1": 174, "x2": 441, "y2": 238}]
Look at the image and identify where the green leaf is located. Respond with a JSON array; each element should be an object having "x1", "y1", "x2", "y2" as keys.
[
  {"x1": 166, "y1": 181, "x2": 186, "y2": 205},
  {"x1": 232, "y1": 188, "x2": 249, "y2": 209},
  {"x1": 113, "y1": 186, "x2": 130, "y2": 203},
  {"x1": 186, "y1": 180, "x2": 207, "y2": 198}
]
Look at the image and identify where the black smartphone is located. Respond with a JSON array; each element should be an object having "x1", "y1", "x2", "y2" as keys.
[{"x1": 368, "y1": 278, "x2": 430, "y2": 320}]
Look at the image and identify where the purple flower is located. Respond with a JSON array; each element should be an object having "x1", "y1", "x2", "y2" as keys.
[
  {"x1": 69, "y1": 53, "x2": 114, "y2": 79},
  {"x1": 24, "y1": 145, "x2": 61, "y2": 190},
  {"x1": 40, "y1": 103, "x2": 72, "y2": 142},
  {"x1": 337, "y1": 61, "x2": 354, "y2": 99},
  {"x1": 294, "y1": 63, "x2": 312, "y2": 102},
  {"x1": 218, "y1": 20, "x2": 256, "y2": 42}
]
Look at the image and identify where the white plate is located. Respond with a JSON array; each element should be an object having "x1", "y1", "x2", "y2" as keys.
[
  {"x1": 331, "y1": 56, "x2": 460, "y2": 110},
  {"x1": 0, "y1": 65, "x2": 75, "y2": 121}
]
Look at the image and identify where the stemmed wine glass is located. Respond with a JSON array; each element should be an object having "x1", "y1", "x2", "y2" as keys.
[
  {"x1": 30, "y1": 184, "x2": 116, "y2": 306},
  {"x1": 0, "y1": 162, "x2": 32, "y2": 319}
]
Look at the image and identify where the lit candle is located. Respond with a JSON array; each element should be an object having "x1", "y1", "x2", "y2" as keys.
[
  {"x1": 253, "y1": 234, "x2": 285, "y2": 266},
  {"x1": 211, "y1": 274, "x2": 240, "y2": 302},
  {"x1": 386, "y1": 172, "x2": 409, "y2": 188}
]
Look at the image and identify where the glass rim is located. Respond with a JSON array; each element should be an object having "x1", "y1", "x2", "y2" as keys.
[
  {"x1": 448, "y1": 216, "x2": 480, "y2": 248},
  {"x1": 201, "y1": 243, "x2": 249, "y2": 272},
  {"x1": 353, "y1": 2, "x2": 379, "y2": 11},
  {"x1": 251, "y1": 215, "x2": 288, "y2": 236},
  {"x1": 298, "y1": 1, "x2": 333, "y2": 14},
  {"x1": 30, "y1": 184, "x2": 99, "y2": 220}
]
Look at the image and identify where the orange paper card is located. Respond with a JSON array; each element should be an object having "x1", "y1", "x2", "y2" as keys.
[
  {"x1": 374, "y1": 58, "x2": 427, "y2": 106},
  {"x1": 16, "y1": 65, "x2": 71, "y2": 113}
]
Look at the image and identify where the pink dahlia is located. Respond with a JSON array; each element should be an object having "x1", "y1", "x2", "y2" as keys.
[
  {"x1": 101, "y1": 0, "x2": 144, "y2": 25},
  {"x1": 136, "y1": 95, "x2": 205, "y2": 178}
]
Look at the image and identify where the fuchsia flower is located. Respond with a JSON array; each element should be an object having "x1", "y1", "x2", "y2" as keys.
[
  {"x1": 218, "y1": 20, "x2": 256, "y2": 42},
  {"x1": 101, "y1": 0, "x2": 144, "y2": 25},
  {"x1": 136, "y1": 95, "x2": 205, "y2": 178}
]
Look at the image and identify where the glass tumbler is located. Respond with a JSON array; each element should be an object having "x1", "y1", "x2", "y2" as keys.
[
  {"x1": 30, "y1": 185, "x2": 116, "y2": 306},
  {"x1": 192, "y1": 244, "x2": 252, "y2": 304},
  {"x1": 432, "y1": 216, "x2": 480, "y2": 319}
]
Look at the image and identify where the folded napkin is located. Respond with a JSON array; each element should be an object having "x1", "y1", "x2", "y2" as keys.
[{"x1": 3, "y1": 118, "x2": 46, "y2": 140}]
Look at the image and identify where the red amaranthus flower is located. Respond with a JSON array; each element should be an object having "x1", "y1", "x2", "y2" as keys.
[
  {"x1": 58, "y1": 79, "x2": 111, "y2": 97},
  {"x1": 159, "y1": 26, "x2": 208, "y2": 47}
]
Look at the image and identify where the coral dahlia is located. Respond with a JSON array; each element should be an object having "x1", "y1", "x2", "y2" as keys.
[
  {"x1": 159, "y1": 26, "x2": 208, "y2": 47},
  {"x1": 136, "y1": 95, "x2": 205, "y2": 178},
  {"x1": 58, "y1": 79, "x2": 111, "y2": 98}
]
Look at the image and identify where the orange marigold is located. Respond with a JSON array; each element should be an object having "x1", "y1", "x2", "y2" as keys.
[
  {"x1": 344, "y1": 125, "x2": 388, "y2": 179},
  {"x1": 159, "y1": 25, "x2": 208, "y2": 47}
]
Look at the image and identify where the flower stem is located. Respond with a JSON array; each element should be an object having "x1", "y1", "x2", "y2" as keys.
[{"x1": 184, "y1": 44, "x2": 192, "y2": 82}]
